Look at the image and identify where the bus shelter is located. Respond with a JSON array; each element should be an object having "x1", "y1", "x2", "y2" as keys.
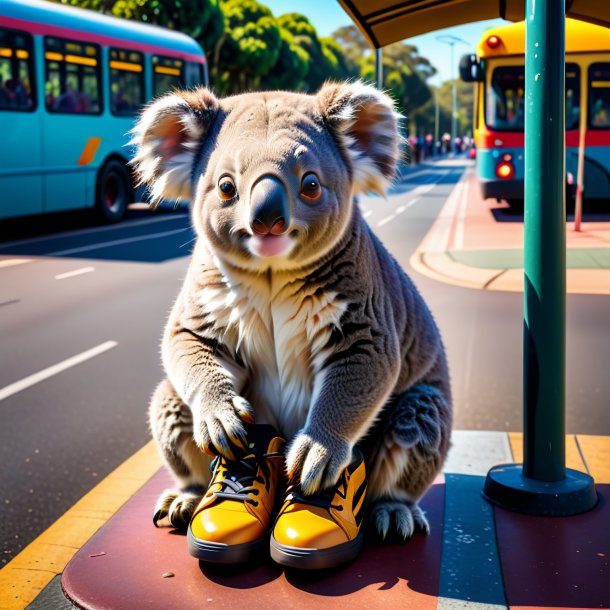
[{"x1": 338, "y1": 0, "x2": 609, "y2": 515}]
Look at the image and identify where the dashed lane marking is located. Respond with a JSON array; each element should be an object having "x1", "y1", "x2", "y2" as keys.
[
  {"x1": 54, "y1": 266, "x2": 95, "y2": 280},
  {"x1": 0, "y1": 341, "x2": 117, "y2": 402},
  {"x1": 0, "y1": 258, "x2": 32, "y2": 268},
  {"x1": 377, "y1": 198, "x2": 420, "y2": 227}
]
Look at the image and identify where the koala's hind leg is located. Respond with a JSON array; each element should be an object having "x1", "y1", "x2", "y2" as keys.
[
  {"x1": 366, "y1": 383, "x2": 451, "y2": 541},
  {"x1": 149, "y1": 378, "x2": 212, "y2": 529}
]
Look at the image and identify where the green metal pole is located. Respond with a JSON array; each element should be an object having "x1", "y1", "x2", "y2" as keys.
[
  {"x1": 522, "y1": 0, "x2": 566, "y2": 481},
  {"x1": 375, "y1": 48, "x2": 383, "y2": 90},
  {"x1": 483, "y1": 0, "x2": 596, "y2": 516}
]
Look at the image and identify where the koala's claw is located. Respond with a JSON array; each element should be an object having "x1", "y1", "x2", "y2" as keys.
[
  {"x1": 152, "y1": 488, "x2": 202, "y2": 530},
  {"x1": 286, "y1": 432, "x2": 351, "y2": 496},
  {"x1": 371, "y1": 501, "x2": 430, "y2": 542},
  {"x1": 194, "y1": 395, "x2": 254, "y2": 460}
]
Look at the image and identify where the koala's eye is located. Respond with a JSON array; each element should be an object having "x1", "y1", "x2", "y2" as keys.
[
  {"x1": 300, "y1": 173, "x2": 321, "y2": 201},
  {"x1": 218, "y1": 177, "x2": 237, "y2": 200}
]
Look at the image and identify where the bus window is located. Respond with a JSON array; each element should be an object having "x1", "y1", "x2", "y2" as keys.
[
  {"x1": 109, "y1": 48, "x2": 144, "y2": 116},
  {"x1": 565, "y1": 64, "x2": 581, "y2": 130},
  {"x1": 486, "y1": 66, "x2": 525, "y2": 130},
  {"x1": 589, "y1": 63, "x2": 610, "y2": 129},
  {"x1": 152, "y1": 55, "x2": 184, "y2": 96},
  {"x1": 184, "y1": 61, "x2": 203, "y2": 87},
  {"x1": 487, "y1": 64, "x2": 580, "y2": 131},
  {"x1": 44, "y1": 37, "x2": 101, "y2": 114},
  {"x1": 0, "y1": 27, "x2": 35, "y2": 111}
]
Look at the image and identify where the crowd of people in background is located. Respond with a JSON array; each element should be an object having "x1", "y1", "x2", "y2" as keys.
[{"x1": 406, "y1": 132, "x2": 474, "y2": 163}]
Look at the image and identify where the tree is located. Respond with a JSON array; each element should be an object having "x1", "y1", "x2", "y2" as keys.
[
  {"x1": 330, "y1": 25, "x2": 436, "y2": 127},
  {"x1": 214, "y1": 0, "x2": 281, "y2": 93},
  {"x1": 260, "y1": 26, "x2": 309, "y2": 90},
  {"x1": 279, "y1": 14, "x2": 351, "y2": 91},
  {"x1": 359, "y1": 43, "x2": 433, "y2": 119},
  {"x1": 50, "y1": 0, "x2": 225, "y2": 61}
]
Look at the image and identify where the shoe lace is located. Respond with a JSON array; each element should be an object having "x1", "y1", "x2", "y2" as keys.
[
  {"x1": 210, "y1": 447, "x2": 282, "y2": 507},
  {"x1": 284, "y1": 470, "x2": 349, "y2": 512}
]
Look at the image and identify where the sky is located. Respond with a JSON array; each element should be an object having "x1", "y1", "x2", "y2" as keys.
[{"x1": 263, "y1": 0, "x2": 507, "y2": 86}]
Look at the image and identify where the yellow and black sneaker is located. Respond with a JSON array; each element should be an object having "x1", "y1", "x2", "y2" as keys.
[
  {"x1": 270, "y1": 448, "x2": 366, "y2": 570},
  {"x1": 187, "y1": 424, "x2": 286, "y2": 564}
]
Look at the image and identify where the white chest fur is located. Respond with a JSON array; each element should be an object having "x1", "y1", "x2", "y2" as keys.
[{"x1": 197, "y1": 264, "x2": 346, "y2": 438}]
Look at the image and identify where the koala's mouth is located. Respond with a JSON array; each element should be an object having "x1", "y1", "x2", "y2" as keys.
[{"x1": 247, "y1": 234, "x2": 295, "y2": 258}]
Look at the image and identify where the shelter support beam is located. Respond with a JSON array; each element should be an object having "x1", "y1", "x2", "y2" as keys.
[{"x1": 483, "y1": 0, "x2": 596, "y2": 516}]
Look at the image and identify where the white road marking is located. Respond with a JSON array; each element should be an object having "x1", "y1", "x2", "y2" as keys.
[
  {"x1": 453, "y1": 174, "x2": 470, "y2": 250},
  {"x1": 377, "y1": 197, "x2": 421, "y2": 227},
  {"x1": 377, "y1": 214, "x2": 395, "y2": 227},
  {"x1": 375, "y1": 170, "x2": 451, "y2": 229},
  {"x1": 0, "y1": 258, "x2": 32, "y2": 268},
  {"x1": 0, "y1": 341, "x2": 118, "y2": 402},
  {"x1": 0, "y1": 213, "x2": 187, "y2": 249},
  {"x1": 54, "y1": 266, "x2": 95, "y2": 280},
  {"x1": 362, "y1": 210, "x2": 373, "y2": 219},
  {"x1": 419, "y1": 171, "x2": 469, "y2": 253},
  {"x1": 49, "y1": 227, "x2": 189, "y2": 256}
]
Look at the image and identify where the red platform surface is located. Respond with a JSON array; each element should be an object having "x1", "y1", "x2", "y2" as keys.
[
  {"x1": 62, "y1": 469, "x2": 445, "y2": 610},
  {"x1": 495, "y1": 485, "x2": 610, "y2": 610}
]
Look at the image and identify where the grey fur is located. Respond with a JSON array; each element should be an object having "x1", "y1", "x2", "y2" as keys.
[{"x1": 132, "y1": 82, "x2": 452, "y2": 537}]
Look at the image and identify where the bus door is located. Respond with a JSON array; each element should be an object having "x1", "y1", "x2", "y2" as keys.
[
  {"x1": 0, "y1": 27, "x2": 43, "y2": 219},
  {"x1": 585, "y1": 60, "x2": 610, "y2": 198},
  {"x1": 42, "y1": 36, "x2": 102, "y2": 212}
]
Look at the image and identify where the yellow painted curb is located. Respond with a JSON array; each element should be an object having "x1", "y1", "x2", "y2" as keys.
[
  {"x1": 508, "y1": 432, "x2": 586, "y2": 471},
  {"x1": 0, "y1": 441, "x2": 162, "y2": 610}
]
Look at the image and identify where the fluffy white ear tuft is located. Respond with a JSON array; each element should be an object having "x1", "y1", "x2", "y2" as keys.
[
  {"x1": 317, "y1": 81, "x2": 401, "y2": 195},
  {"x1": 130, "y1": 88, "x2": 219, "y2": 206}
]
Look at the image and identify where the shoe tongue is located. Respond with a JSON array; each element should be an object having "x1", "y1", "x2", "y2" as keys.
[{"x1": 244, "y1": 423, "x2": 279, "y2": 452}]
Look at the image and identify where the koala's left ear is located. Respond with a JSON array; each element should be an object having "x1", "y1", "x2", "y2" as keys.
[
  {"x1": 317, "y1": 81, "x2": 401, "y2": 195},
  {"x1": 130, "y1": 88, "x2": 220, "y2": 205}
]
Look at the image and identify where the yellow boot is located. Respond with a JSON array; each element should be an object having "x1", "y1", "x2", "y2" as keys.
[
  {"x1": 188, "y1": 424, "x2": 285, "y2": 563},
  {"x1": 271, "y1": 448, "x2": 366, "y2": 569}
]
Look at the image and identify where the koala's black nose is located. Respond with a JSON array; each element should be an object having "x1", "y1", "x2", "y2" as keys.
[{"x1": 249, "y1": 176, "x2": 289, "y2": 236}]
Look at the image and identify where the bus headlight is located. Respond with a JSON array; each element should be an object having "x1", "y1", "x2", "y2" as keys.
[{"x1": 496, "y1": 162, "x2": 515, "y2": 180}]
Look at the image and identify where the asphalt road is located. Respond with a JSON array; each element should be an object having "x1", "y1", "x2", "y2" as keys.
[{"x1": 1, "y1": 158, "x2": 609, "y2": 566}]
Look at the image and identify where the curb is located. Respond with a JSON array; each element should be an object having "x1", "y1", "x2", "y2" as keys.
[{"x1": 410, "y1": 170, "x2": 610, "y2": 295}]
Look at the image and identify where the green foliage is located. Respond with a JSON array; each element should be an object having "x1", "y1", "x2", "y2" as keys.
[
  {"x1": 49, "y1": 0, "x2": 225, "y2": 57},
  {"x1": 278, "y1": 14, "x2": 351, "y2": 91},
  {"x1": 214, "y1": 0, "x2": 281, "y2": 92},
  {"x1": 413, "y1": 79, "x2": 473, "y2": 136},
  {"x1": 261, "y1": 26, "x2": 308, "y2": 90}
]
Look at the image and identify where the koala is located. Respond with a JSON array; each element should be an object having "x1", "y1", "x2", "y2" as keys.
[{"x1": 132, "y1": 82, "x2": 452, "y2": 541}]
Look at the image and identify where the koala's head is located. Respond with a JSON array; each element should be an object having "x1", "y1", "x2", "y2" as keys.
[{"x1": 131, "y1": 82, "x2": 400, "y2": 271}]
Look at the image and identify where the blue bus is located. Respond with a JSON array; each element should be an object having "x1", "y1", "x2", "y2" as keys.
[{"x1": 0, "y1": 0, "x2": 208, "y2": 222}]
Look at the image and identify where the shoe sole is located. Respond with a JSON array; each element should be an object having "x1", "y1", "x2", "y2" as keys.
[
  {"x1": 187, "y1": 525, "x2": 267, "y2": 564},
  {"x1": 269, "y1": 530, "x2": 364, "y2": 570}
]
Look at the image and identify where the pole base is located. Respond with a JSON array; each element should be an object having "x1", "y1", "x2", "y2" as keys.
[{"x1": 483, "y1": 463, "x2": 597, "y2": 516}]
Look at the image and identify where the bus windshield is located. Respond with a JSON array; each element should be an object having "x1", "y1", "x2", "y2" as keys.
[{"x1": 486, "y1": 64, "x2": 580, "y2": 131}]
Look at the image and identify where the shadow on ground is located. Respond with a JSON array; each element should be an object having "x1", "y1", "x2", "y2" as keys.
[{"x1": 0, "y1": 205, "x2": 195, "y2": 263}]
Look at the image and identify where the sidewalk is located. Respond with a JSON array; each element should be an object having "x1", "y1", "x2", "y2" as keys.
[
  {"x1": 411, "y1": 166, "x2": 610, "y2": 294},
  {"x1": 2, "y1": 431, "x2": 609, "y2": 610}
]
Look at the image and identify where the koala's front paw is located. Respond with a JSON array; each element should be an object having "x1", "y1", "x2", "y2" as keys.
[
  {"x1": 193, "y1": 395, "x2": 254, "y2": 461},
  {"x1": 286, "y1": 431, "x2": 352, "y2": 496}
]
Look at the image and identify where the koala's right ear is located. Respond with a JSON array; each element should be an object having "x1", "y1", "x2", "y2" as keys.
[{"x1": 130, "y1": 88, "x2": 220, "y2": 205}]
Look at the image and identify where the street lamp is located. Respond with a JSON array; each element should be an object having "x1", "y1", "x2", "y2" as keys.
[{"x1": 436, "y1": 34, "x2": 469, "y2": 145}]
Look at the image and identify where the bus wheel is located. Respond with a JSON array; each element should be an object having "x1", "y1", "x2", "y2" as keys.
[
  {"x1": 506, "y1": 198, "x2": 524, "y2": 212},
  {"x1": 96, "y1": 160, "x2": 131, "y2": 223}
]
